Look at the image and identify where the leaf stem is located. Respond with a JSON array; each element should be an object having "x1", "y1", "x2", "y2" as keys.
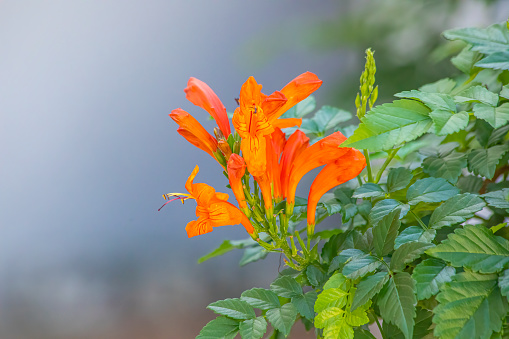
[
  {"x1": 372, "y1": 311, "x2": 386, "y2": 339},
  {"x1": 410, "y1": 210, "x2": 428, "y2": 230},
  {"x1": 375, "y1": 148, "x2": 400, "y2": 184},
  {"x1": 363, "y1": 150, "x2": 373, "y2": 183}
]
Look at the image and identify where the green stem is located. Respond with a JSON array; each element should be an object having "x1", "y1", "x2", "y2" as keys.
[
  {"x1": 357, "y1": 175, "x2": 363, "y2": 186},
  {"x1": 373, "y1": 311, "x2": 386, "y2": 339},
  {"x1": 363, "y1": 150, "x2": 373, "y2": 183},
  {"x1": 375, "y1": 148, "x2": 400, "y2": 184},
  {"x1": 410, "y1": 210, "x2": 428, "y2": 230}
]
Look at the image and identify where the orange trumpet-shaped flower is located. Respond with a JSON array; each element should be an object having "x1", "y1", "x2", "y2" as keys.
[
  {"x1": 181, "y1": 166, "x2": 254, "y2": 238},
  {"x1": 184, "y1": 77, "x2": 231, "y2": 137},
  {"x1": 280, "y1": 130, "x2": 310, "y2": 200},
  {"x1": 285, "y1": 132, "x2": 350, "y2": 209},
  {"x1": 227, "y1": 154, "x2": 248, "y2": 211},
  {"x1": 169, "y1": 108, "x2": 218, "y2": 158},
  {"x1": 307, "y1": 148, "x2": 366, "y2": 231}
]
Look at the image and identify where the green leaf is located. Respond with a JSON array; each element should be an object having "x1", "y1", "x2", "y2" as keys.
[
  {"x1": 314, "y1": 106, "x2": 352, "y2": 132},
  {"x1": 240, "y1": 288, "x2": 280, "y2": 310},
  {"x1": 422, "y1": 151, "x2": 467, "y2": 184},
  {"x1": 387, "y1": 167, "x2": 413, "y2": 193},
  {"x1": 394, "y1": 227, "x2": 436, "y2": 249},
  {"x1": 353, "y1": 328, "x2": 377, "y2": 339},
  {"x1": 468, "y1": 145, "x2": 509, "y2": 179},
  {"x1": 342, "y1": 255, "x2": 382, "y2": 280},
  {"x1": 292, "y1": 291, "x2": 317, "y2": 320},
  {"x1": 433, "y1": 271, "x2": 509, "y2": 339},
  {"x1": 382, "y1": 307, "x2": 434, "y2": 339},
  {"x1": 351, "y1": 272, "x2": 389, "y2": 311},
  {"x1": 342, "y1": 99, "x2": 432, "y2": 151},
  {"x1": 501, "y1": 85, "x2": 509, "y2": 100},
  {"x1": 443, "y1": 23, "x2": 509, "y2": 54},
  {"x1": 306, "y1": 265, "x2": 327, "y2": 288},
  {"x1": 454, "y1": 85, "x2": 499, "y2": 106},
  {"x1": 450, "y1": 46, "x2": 482, "y2": 74},
  {"x1": 198, "y1": 239, "x2": 250, "y2": 263},
  {"x1": 419, "y1": 78, "x2": 456, "y2": 94},
  {"x1": 315, "y1": 288, "x2": 348, "y2": 313},
  {"x1": 412, "y1": 258, "x2": 455, "y2": 300},
  {"x1": 377, "y1": 272, "x2": 416, "y2": 339},
  {"x1": 369, "y1": 199, "x2": 409, "y2": 227},
  {"x1": 281, "y1": 96, "x2": 316, "y2": 119},
  {"x1": 406, "y1": 177, "x2": 460, "y2": 205},
  {"x1": 473, "y1": 103, "x2": 509, "y2": 128},
  {"x1": 395, "y1": 90, "x2": 456, "y2": 111},
  {"x1": 353, "y1": 183, "x2": 385, "y2": 199},
  {"x1": 239, "y1": 246, "x2": 268, "y2": 266},
  {"x1": 499, "y1": 269, "x2": 509, "y2": 299},
  {"x1": 390, "y1": 242, "x2": 434, "y2": 272},
  {"x1": 270, "y1": 276, "x2": 303, "y2": 298},
  {"x1": 207, "y1": 299, "x2": 256, "y2": 320},
  {"x1": 483, "y1": 188, "x2": 509, "y2": 209},
  {"x1": 239, "y1": 317, "x2": 267, "y2": 339},
  {"x1": 429, "y1": 193, "x2": 486, "y2": 229},
  {"x1": 429, "y1": 110, "x2": 469, "y2": 136},
  {"x1": 196, "y1": 316, "x2": 240, "y2": 339},
  {"x1": 427, "y1": 224, "x2": 509, "y2": 274},
  {"x1": 373, "y1": 209, "x2": 401, "y2": 257},
  {"x1": 476, "y1": 51, "x2": 509, "y2": 71},
  {"x1": 266, "y1": 303, "x2": 298, "y2": 337},
  {"x1": 457, "y1": 175, "x2": 484, "y2": 194}
]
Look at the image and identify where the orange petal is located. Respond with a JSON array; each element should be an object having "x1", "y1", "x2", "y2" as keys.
[
  {"x1": 307, "y1": 149, "x2": 366, "y2": 226},
  {"x1": 239, "y1": 76, "x2": 264, "y2": 109},
  {"x1": 241, "y1": 135, "x2": 267, "y2": 177},
  {"x1": 280, "y1": 130, "x2": 309, "y2": 199},
  {"x1": 254, "y1": 172, "x2": 273, "y2": 213},
  {"x1": 185, "y1": 217, "x2": 213, "y2": 238},
  {"x1": 266, "y1": 134, "x2": 283, "y2": 201},
  {"x1": 184, "y1": 166, "x2": 223, "y2": 204},
  {"x1": 170, "y1": 109, "x2": 218, "y2": 158},
  {"x1": 227, "y1": 154, "x2": 248, "y2": 209},
  {"x1": 184, "y1": 77, "x2": 231, "y2": 137},
  {"x1": 261, "y1": 90, "x2": 287, "y2": 117},
  {"x1": 208, "y1": 201, "x2": 255, "y2": 234},
  {"x1": 272, "y1": 118, "x2": 302, "y2": 129}
]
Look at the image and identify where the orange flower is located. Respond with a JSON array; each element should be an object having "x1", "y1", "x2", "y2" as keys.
[
  {"x1": 169, "y1": 108, "x2": 218, "y2": 158},
  {"x1": 227, "y1": 154, "x2": 248, "y2": 212},
  {"x1": 165, "y1": 166, "x2": 254, "y2": 238},
  {"x1": 280, "y1": 130, "x2": 309, "y2": 200},
  {"x1": 184, "y1": 77, "x2": 231, "y2": 137},
  {"x1": 307, "y1": 149, "x2": 366, "y2": 232}
]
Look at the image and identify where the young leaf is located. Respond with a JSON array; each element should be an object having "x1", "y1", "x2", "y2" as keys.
[
  {"x1": 426, "y1": 224, "x2": 509, "y2": 274},
  {"x1": 239, "y1": 317, "x2": 267, "y2": 339},
  {"x1": 369, "y1": 199, "x2": 409, "y2": 227},
  {"x1": 207, "y1": 298, "x2": 256, "y2": 320},
  {"x1": 473, "y1": 103, "x2": 509, "y2": 128},
  {"x1": 373, "y1": 209, "x2": 401, "y2": 257},
  {"x1": 429, "y1": 110, "x2": 469, "y2": 136},
  {"x1": 196, "y1": 316, "x2": 240, "y2": 339},
  {"x1": 499, "y1": 269, "x2": 509, "y2": 299},
  {"x1": 314, "y1": 288, "x2": 348, "y2": 313},
  {"x1": 476, "y1": 51, "x2": 509, "y2": 71},
  {"x1": 351, "y1": 272, "x2": 389, "y2": 311},
  {"x1": 266, "y1": 303, "x2": 298, "y2": 337},
  {"x1": 270, "y1": 276, "x2": 303, "y2": 298},
  {"x1": 433, "y1": 271, "x2": 509, "y2": 339},
  {"x1": 468, "y1": 144, "x2": 509, "y2": 179},
  {"x1": 291, "y1": 290, "x2": 317, "y2": 321},
  {"x1": 390, "y1": 242, "x2": 434, "y2": 272},
  {"x1": 422, "y1": 151, "x2": 467, "y2": 184},
  {"x1": 483, "y1": 188, "x2": 509, "y2": 209},
  {"x1": 395, "y1": 90, "x2": 456, "y2": 111},
  {"x1": 394, "y1": 227, "x2": 436, "y2": 249},
  {"x1": 353, "y1": 183, "x2": 385, "y2": 199},
  {"x1": 387, "y1": 167, "x2": 413, "y2": 193},
  {"x1": 240, "y1": 288, "x2": 280, "y2": 310},
  {"x1": 406, "y1": 177, "x2": 459, "y2": 205},
  {"x1": 377, "y1": 272, "x2": 417, "y2": 339},
  {"x1": 412, "y1": 258, "x2": 455, "y2": 300},
  {"x1": 342, "y1": 255, "x2": 382, "y2": 280},
  {"x1": 428, "y1": 193, "x2": 486, "y2": 229},
  {"x1": 454, "y1": 85, "x2": 499, "y2": 106},
  {"x1": 342, "y1": 99, "x2": 432, "y2": 152}
]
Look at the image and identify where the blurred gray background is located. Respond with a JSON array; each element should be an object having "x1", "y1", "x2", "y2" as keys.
[{"x1": 0, "y1": 1, "x2": 506, "y2": 338}]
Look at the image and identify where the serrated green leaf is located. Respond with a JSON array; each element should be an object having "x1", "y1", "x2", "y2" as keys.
[
  {"x1": 345, "y1": 302, "x2": 370, "y2": 326},
  {"x1": 240, "y1": 246, "x2": 268, "y2": 266},
  {"x1": 292, "y1": 291, "x2": 317, "y2": 320},
  {"x1": 427, "y1": 224, "x2": 509, "y2": 273},
  {"x1": 451, "y1": 46, "x2": 483, "y2": 74},
  {"x1": 266, "y1": 303, "x2": 298, "y2": 337},
  {"x1": 395, "y1": 90, "x2": 456, "y2": 111},
  {"x1": 457, "y1": 175, "x2": 484, "y2": 194},
  {"x1": 196, "y1": 316, "x2": 240, "y2": 339},
  {"x1": 240, "y1": 288, "x2": 280, "y2": 310},
  {"x1": 198, "y1": 239, "x2": 252, "y2": 263},
  {"x1": 488, "y1": 124, "x2": 509, "y2": 147},
  {"x1": 387, "y1": 167, "x2": 413, "y2": 193},
  {"x1": 373, "y1": 209, "x2": 401, "y2": 257},
  {"x1": 239, "y1": 317, "x2": 267, "y2": 339},
  {"x1": 429, "y1": 193, "x2": 486, "y2": 229},
  {"x1": 443, "y1": 23, "x2": 509, "y2": 54},
  {"x1": 501, "y1": 85, "x2": 509, "y2": 99},
  {"x1": 390, "y1": 242, "x2": 434, "y2": 272},
  {"x1": 314, "y1": 106, "x2": 352, "y2": 132},
  {"x1": 306, "y1": 265, "x2": 327, "y2": 288},
  {"x1": 412, "y1": 258, "x2": 455, "y2": 300},
  {"x1": 323, "y1": 319, "x2": 354, "y2": 339},
  {"x1": 483, "y1": 188, "x2": 509, "y2": 209},
  {"x1": 476, "y1": 51, "x2": 509, "y2": 71},
  {"x1": 342, "y1": 99, "x2": 432, "y2": 151},
  {"x1": 377, "y1": 273, "x2": 416, "y2": 339},
  {"x1": 407, "y1": 177, "x2": 459, "y2": 205},
  {"x1": 321, "y1": 231, "x2": 366, "y2": 264},
  {"x1": 369, "y1": 199, "x2": 409, "y2": 227},
  {"x1": 394, "y1": 227, "x2": 436, "y2": 249},
  {"x1": 207, "y1": 299, "x2": 256, "y2": 320},
  {"x1": 422, "y1": 151, "x2": 467, "y2": 184},
  {"x1": 315, "y1": 288, "x2": 348, "y2": 313},
  {"x1": 353, "y1": 183, "x2": 385, "y2": 199},
  {"x1": 353, "y1": 328, "x2": 377, "y2": 339},
  {"x1": 499, "y1": 269, "x2": 509, "y2": 299},
  {"x1": 314, "y1": 306, "x2": 344, "y2": 329},
  {"x1": 270, "y1": 276, "x2": 303, "y2": 298},
  {"x1": 419, "y1": 78, "x2": 456, "y2": 94},
  {"x1": 455, "y1": 85, "x2": 499, "y2": 106},
  {"x1": 429, "y1": 110, "x2": 469, "y2": 136},
  {"x1": 351, "y1": 272, "x2": 389, "y2": 311},
  {"x1": 281, "y1": 96, "x2": 316, "y2": 119},
  {"x1": 382, "y1": 307, "x2": 434, "y2": 339},
  {"x1": 343, "y1": 255, "x2": 382, "y2": 280},
  {"x1": 468, "y1": 145, "x2": 509, "y2": 179},
  {"x1": 434, "y1": 271, "x2": 509, "y2": 339},
  {"x1": 474, "y1": 103, "x2": 509, "y2": 128}
]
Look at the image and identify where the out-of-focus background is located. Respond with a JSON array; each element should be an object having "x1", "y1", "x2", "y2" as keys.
[{"x1": 1, "y1": 1, "x2": 507, "y2": 338}]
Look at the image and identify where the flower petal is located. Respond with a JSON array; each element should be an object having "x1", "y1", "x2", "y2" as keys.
[
  {"x1": 170, "y1": 109, "x2": 218, "y2": 158},
  {"x1": 186, "y1": 217, "x2": 213, "y2": 238}
]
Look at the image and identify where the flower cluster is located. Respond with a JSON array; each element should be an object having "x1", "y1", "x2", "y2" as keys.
[{"x1": 164, "y1": 73, "x2": 366, "y2": 261}]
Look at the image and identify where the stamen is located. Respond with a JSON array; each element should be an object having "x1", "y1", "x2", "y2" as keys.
[{"x1": 159, "y1": 193, "x2": 191, "y2": 211}]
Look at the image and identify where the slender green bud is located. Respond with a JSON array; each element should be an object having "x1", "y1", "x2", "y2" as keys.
[{"x1": 356, "y1": 48, "x2": 377, "y2": 120}]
